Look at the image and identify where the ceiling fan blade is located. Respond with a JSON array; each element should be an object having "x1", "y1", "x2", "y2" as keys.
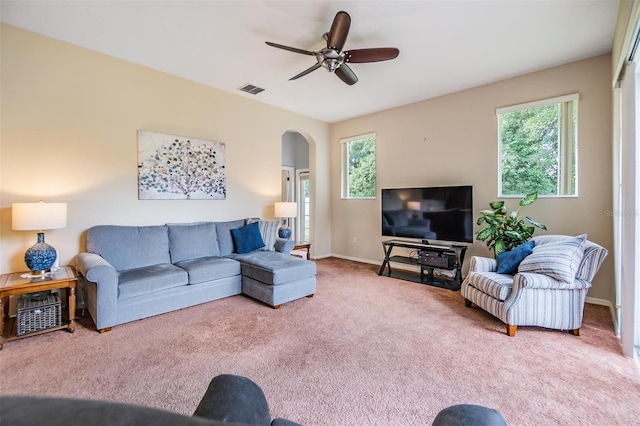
[
  {"x1": 335, "y1": 64, "x2": 358, "y2": 86},
  {"x1": 265, "y1": 41, "x2": 316, "y2": 56},
  {"x1": 327, "y1": 11, "x2": 351, "y2": 51},
  {"x1": 345, "y1": 48, "x2": 400, "y2": 63},
  {"x1": 289, "y1": 63, "x2": 322, "y2": 80}
]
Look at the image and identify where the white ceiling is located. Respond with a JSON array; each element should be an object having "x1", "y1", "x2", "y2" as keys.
[{"x1": 0, "y1": 1, "x2": 620, "y2": 123}]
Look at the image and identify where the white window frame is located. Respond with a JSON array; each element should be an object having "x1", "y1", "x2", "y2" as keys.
[
  {"x1": 497, "y1": 93, "x2": 579, "y2": 198},
  {"x1": 340, "y1": 132, "x2": 377, "y2": 200},
  {"x1": 296, "y1": 169, "x2": 310, "y2": 243}
]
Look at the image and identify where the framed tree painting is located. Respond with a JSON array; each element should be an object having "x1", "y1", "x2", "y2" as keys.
[{"x1": 137, "y1": 130, "x2": 226, "y2": 200}]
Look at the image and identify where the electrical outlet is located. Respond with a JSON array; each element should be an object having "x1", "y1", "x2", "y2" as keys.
[{"x1": 353, "y1": 236, "x2": 358, "y2": 243}]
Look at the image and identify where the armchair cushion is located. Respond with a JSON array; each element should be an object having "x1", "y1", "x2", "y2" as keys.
[
  {"x1": 518, "y1": 234, "x2": 586, "y2": 283},
  {"x1": 496, "y1": 240, "x2": 535, "y2": 274}
]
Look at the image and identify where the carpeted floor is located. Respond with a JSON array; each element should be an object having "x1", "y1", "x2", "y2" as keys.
[{"x1": 1, "y1": 257, "x2": 639, "y2": 425}]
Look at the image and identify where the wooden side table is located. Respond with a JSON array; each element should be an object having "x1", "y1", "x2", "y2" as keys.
[
  {"x1": 0, "y1": 266, "x2": 77, "y2": 349},
  {"x1": 292, "y1": 242, "x2": 311, "y2": 260}
]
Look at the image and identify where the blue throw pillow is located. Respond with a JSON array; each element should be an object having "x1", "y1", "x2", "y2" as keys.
[
  {"x1": 496, "y1": 240, "x2": 536, "y2": 274},
  {"x1": 231, "y1": 222, "x2": 265, "y2": 254}
]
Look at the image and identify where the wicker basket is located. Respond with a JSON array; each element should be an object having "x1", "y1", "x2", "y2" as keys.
[{"x1": 17, "y1": 292, "x2": 62, "y2": 336}]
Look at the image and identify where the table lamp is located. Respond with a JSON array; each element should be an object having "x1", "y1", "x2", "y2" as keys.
[
  {"x1": 406, "y1": 201, "x2": 421, "y2": 219},
  {"x1": 274, "y1": 201, "x2": 297, "y2": 239},
  {"x1": 12, "y1": 201, "x2": 67, "y2": 275}
]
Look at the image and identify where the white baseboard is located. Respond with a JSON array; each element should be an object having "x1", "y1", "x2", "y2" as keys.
[
  {"x1": 311, "y1": 253, "x2": 334, "y2": 260},
  {"x1": 329, "y1": 254, "x2": 424, "y2": 274},
  {"x1": 329, "y1": 253, "x2": 380, "y2": 265},
  {"x1": 586, "y1": 296, "x2": 618, "y2": 333}
]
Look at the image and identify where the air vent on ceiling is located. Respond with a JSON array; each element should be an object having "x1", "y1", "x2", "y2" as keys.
[{"x1": 239, "y1": 84, "x2": 264, "y2": 95}]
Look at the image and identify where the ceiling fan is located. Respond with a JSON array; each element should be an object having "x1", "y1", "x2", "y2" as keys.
[{"x1": 265, "y1": 11, "x2": 399, "y2": 86}]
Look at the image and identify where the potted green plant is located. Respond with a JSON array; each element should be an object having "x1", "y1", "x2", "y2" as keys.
[{"x1": 476, "y1": 192, "x2": 547, "y2": 257}]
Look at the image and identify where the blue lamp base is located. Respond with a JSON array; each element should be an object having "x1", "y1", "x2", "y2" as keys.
[
  {"x1": 278, "y1": 226, "x2": 292, "y2": 239},
  {"x1": 24, "y1": 232, "x2": 57, "y2": 275}
]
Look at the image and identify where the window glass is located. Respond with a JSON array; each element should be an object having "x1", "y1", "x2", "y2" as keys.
[
  {"x1": 341, "y1": 133, "x2": 376, "y2": 199},
  {"x1": 498, "y1": 94, "x2": 578, "y2": 197}
]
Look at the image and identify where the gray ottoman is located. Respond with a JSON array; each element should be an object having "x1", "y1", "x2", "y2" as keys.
[{"x1": 233, "y1": 251, "x2": 316, "y2": 308}]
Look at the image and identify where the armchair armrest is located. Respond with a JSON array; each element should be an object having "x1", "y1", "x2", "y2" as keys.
[
  {"x1": 513, "y1": 273, "x2": 592, "y2": 291},
  {"x1": 274, "y1": 238, "x2": 294, "y2": 255},
  {"x1": 468, "y1": 256, "x2": 497, "y2": 273}
]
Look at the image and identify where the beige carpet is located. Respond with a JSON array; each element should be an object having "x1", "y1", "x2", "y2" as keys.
[{"x1": 1, "y1": 257, "x2": 639, "y2": 425}]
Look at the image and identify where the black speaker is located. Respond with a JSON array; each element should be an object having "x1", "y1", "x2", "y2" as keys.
[{"x1": 419, "y1": 251, "x2": 454, "y2": 268}]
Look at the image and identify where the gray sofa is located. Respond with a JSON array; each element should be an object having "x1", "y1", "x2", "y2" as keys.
[{"x1": 75, "y1": 219, "x2": 316, "y2": 332}]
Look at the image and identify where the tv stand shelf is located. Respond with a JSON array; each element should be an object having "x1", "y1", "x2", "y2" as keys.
[{"x1": 378, "y1": 239, "x2": 467, "y2": 291}]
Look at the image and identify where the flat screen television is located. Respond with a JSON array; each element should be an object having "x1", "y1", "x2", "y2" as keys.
[{"x1": 381, "y1": 185, "x2": 473, "y2": 243}]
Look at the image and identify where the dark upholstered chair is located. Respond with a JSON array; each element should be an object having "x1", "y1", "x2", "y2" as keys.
[
  {"x1": 0, "y1": 374, "x2": 299, "y2": 426},
  {"x1": 1, "y1": 373, "x2": 506, "y2": 425},
  {"x1": 432, "y1": 404, "x2": 507, "y2": 426}
]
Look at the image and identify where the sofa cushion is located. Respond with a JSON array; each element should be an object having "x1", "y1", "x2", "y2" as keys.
[
  {"x1": 174, "y1": 257, "x2": 241, "y2": 284},
  {"x1": 215, "y1": 220, "x2": 246, "y2": 256},
  {"x1": 118, "y1": 263, "x2": 188, "y2": 299},
  {"x1": 87, "y1": 225, "x2": 170, "y2": 271},
  {"x1": 518, "y1": 234, "x2": 586, "y2": 283},
  {"x1": 246, "y1": 219, "x2": 279, "y2": 251},
  {"x1": 231, "y1": 251, "x2": 316, "y2": 286},
  {"x1": 168, "y1": 222, "x2": 220, "y2": 263},
  {"x1": 231, "y1": 222, "x2": 265, "y2": 254},
  {"x1": 383, "y1": 210, "x2": 409, "y2": 227},
  {"x1": 496, "y1": 240, "x2": 535, "y2": 274}
]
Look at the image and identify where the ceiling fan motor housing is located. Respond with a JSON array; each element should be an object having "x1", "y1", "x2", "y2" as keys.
[{"x1": 318, "y1": 48, "x2": 345, "y2": 72}]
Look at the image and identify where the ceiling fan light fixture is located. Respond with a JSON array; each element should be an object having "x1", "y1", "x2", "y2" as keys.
[{"x1": 265, "y1": 10, "x2": 399, "y2": 85}]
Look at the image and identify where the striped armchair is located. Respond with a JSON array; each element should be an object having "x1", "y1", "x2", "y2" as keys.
[{"x1": 461, "y1": 235, "x2": 608, "y2": 337}]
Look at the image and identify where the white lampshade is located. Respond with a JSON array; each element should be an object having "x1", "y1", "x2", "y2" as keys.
[
  {"x1": 12, "y1": 202, "x2": 67, "y2": 231},
  {"x1": 274, "y1": 202, "x2": 298, "y2": 218},
  {"x1": 406, "y1": 201, "x2": 421, "y2": 211}
]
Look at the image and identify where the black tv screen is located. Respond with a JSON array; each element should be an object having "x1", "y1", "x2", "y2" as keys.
[{"x1": 381, "y1": 185, "x2": 473, "y2": 243}]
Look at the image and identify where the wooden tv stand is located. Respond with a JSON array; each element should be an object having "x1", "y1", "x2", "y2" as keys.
[{"x1": 378, "y1": 239, "x2": 467, "y2": 291}]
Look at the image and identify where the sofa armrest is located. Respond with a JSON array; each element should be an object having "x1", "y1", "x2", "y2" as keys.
[
  {"x1": 514, "y1": 272, "x2": 592, "y2": 291},
  {"x1": 274, "y1": 238, "x2": 294, "y2": 255},
  {"x1": 74, "y1": 252, "x2": 119, "y2": 329},
  {"x1": 75, "y1": 252, "x2": 117, "y2": 284},
  {"x1": 468, "y1": 256, "x2": 497, "y2": 273}
]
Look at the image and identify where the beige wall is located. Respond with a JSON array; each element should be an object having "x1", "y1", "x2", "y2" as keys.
[
  {"x1": 0, "y1": 24, "x2": 616, "y2": 303},
  {"x1": 330, "y1": 54, "x2": 615, "y2": 303},
  {"x1": 0, "y1": 24, "x2": 331, "y2": 273}
]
